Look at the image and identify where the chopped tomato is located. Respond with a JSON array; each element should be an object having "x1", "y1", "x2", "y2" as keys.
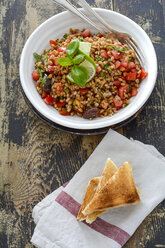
[
  {"x1": 44, "y1": 95, "x2": 53, "y2": 105},
  {"x1": 102, "y1": 102, "x2": 109, "y2": 109},
  {"x1": 79, "y1": 88, "x2": 88, "y2": 94},
  {"x1": 119, "y1": 66, "x2": 126, "y2": 72},
  {"x1": 41, "y1": 91, "x2": 47, "y2": 99},
  {"x1": 60, "y1": 110, "x2": 71, "y2": 116},
  {"x1": 32, "y1": 69, "x2": 40, "y2": 81},
  {"x1": 48, "y1": 52, "x2": 56, "y2": 58},
  {"x1": 67, "y1": 40, "x2": 71, "y2": 43},
  {"x1": 50, "y1": 40, "x2": 58, "y2": 46},
  {"x1": 121, "y1": 55, "x2": 129, "y2": 63},
  {"x1": 47, "y1": 65, "x2": 55, "y2": 73},
  {"x1": 131, "y1": 88, "x2": 138, "y2": 96},
  {"x1": 57, "y1": 47, "x2": 66, "y2": 53},
  {"x1": 120, "y1": 61, "x2": 128, "y2": 68},
  {"x1": 126, "y1": 72, "x2": 137, "y2": 81},
  {"x1": 118, "y1": 85, "x2": 129, "y2": 99},
  {"x1": 96, "y1": 65, "x2": 102, "y2": 73},
  {"x1": 98, "y1": 33, "x2": 103, "y2": 38},
  {"x1": 111, "y1": 50, "x2": 120, "y2": 60},
  {"x1": 54, "y1": 83, "x2": 63, "y2": 94},
  {"x1": 131, "y1": 68, "x2": 138, "y2": 73},
  {"x1": 115, "y1": 60, "x2": 121, "y2": 69},
  {"x1": 139, "y1": 68, "x2": 148, "y2": 79},
  {"x1": 54, "y1": 59, "x2": 59, "y2": 66},
  {"x1": 128, "y1": 62, "x2": 136, "y2": 70},
  {"x1": 113, "y1": 99, "x2": 123, "y2": 110},
  {"x1": 56, "y1": 101, "x2": 65, "y2": 108},
  {"x1": 113, "y1": 80, "x2": 121, "y2": 87},
  {"x1": 81, "y1": 29, "x2": 91, "y2": 38},
  {"x1": 101, "y1": 50, "x2": 109, "y2": 59}
]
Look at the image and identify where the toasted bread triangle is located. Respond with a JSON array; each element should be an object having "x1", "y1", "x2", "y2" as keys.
[
  {"x1": 77, "y1": 159, "x2": 118, "y2": 221},
  {"x1": 83, "y1": 162, "x2": 140, "y2": 215}
]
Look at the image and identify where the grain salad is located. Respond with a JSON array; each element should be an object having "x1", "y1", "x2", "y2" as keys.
[{"x1": 32, "y1": 28, "x2": 148, "y2": 119}]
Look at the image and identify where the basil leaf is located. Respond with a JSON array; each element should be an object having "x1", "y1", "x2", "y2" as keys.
[
  {"x1": 66, "y1": 39, "x2": 79, "y2": 58},
  {"x1": 57, "y1": 57, "x2": 73, "y2": 66},
  {"x1": 43, "y1": 52, "x2": 48, "y2": 63},
  {"x1": 33, "y1": 52, "x2": 41, "y2": 62},
  {"x1": 72, "y1": 54, "x2": 85, "y2": 65},
  {"x1": 71, "y1": 65, "x2": 89, "y2": 88}
]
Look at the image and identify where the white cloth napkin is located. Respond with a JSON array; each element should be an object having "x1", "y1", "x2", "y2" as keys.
[{"x1": 31, "y1": 129, "x2": 165, "y2": 248}]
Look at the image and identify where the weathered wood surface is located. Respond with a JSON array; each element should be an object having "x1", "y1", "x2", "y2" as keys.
[{"x1": 0, "y1": 0, "x2": 164, "y2": 247}]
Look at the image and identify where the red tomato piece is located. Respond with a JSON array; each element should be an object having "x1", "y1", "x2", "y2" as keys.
[
  {"x1": 126, "y1": 72, "x2": 137, "y2": 81},
  {"x1": 50, "y1": 40, "x2": 58, "y2": 46},
  {"x1": 118, "y1": 85, "x2": 130, "y2": 99},
  {"x1": 119, "y1": 66, "x2": 126, "y2": 72},
  {"x1": 111, "y1": 50, "x2": 120, "y2": 59},
  {"x1": 120, "y1": 61, "x2": 128, "y2": 68},
  {"x1": 56, "y1": 101, "x2": 65, "y2": 108},
  {"x1": 131, "y1": 88, "x2": 138, "y2": 96},
  {"x1": 54, "y1": 59, "x2": 59, "y2": 66},
  {"x1": 41, "y1": 91, "x2": 47, "y2": 99},
  {"x1": 101, "y1": 50, "x2": 109, "y2": 59},
  {"x1": 128, "y1": 62, "x2": 136, "y2": 70},
  {"x1": 60, "y1": 110, "x2": 71, "y2": 116},
  {"x1": 47, "y1": 65, "x2": 55, "y2": 73},
  {"x1": 32, "y1": 69, "x2": 40, "y2": 81},
  {"x1": 115, "y1": 60, "x2": 121, "y2": 69},
  {"x1": 131, "y1": 68, "x2": 138, "y2": 73},
  {"x1": 96, "y1": 65, "x2": 102, "y2": 73},
  {"x1": 139, "y1": 68, "x2": 148, "y2": 79},
  {"x1": 44, "y1": 95, "x2": 53, "y2": 105},
  {"x1": 98, "y1": 33, "x2": 103, "y2": 38},
  {"x1": 79, "y1": 88, "x2": 88, "y2": 95},
  {"x1": 113, "y1": 80, "x2": 121, "y2": 87},
  {"x1": 113, "y1": 99, "x2": 123, "y2": 110},
  {"x1": 121, "y1": 55, "x2": 129, "y2": 63},
  {"x1": 81, "y1": 29, "x2": 91, "y2": 38},
  {"x1": 54, "y1": 83, "x2": 63, "y2": 94},
  {"x1": 57, "y1": 47, "x2": 66, "y2": 53}
]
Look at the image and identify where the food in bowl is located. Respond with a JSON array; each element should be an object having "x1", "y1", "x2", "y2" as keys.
[{"x1": 32, "y1": 28, "x2": 148, "y2": 119}]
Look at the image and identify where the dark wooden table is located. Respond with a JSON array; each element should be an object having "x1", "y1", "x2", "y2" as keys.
[{"x1": 0, "y1": 0, "x2": 165, "y2": 247}]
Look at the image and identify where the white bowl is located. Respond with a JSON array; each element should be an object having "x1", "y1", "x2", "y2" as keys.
[{"x1": 20, "y1": 8, "x2": 157, "y2": 130}]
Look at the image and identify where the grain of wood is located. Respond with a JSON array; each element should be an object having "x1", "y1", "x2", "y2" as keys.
[{"x1": 0, "y1": 0, "x2": 164, "y2": 247}]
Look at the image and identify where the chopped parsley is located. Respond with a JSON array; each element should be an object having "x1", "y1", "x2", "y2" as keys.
[
  {"x1": 96, "y1": 56, "x2": 102, "y2": 61},
  {"x1": 129, "y1": 57, "x2": 133, "y2": 61},
  {"x1": 103, "y1": 63, "x2": 110, "y2": 71},
  {"x1": 73, "y1": 100, "x2": 76, "y2": 106},
  {"x1": 100, "y1": 71, "x2": 104, "y2": 77},
  {"x1": 33, "y1": 52, "x2": 41, "y2": 62},
  {"x1": 43, "y1": 52, "x2": 48, "y2": 63},
  {"x1": 63, "y1": 33, "x2": 68, "y2": 39},
  {"x1": 79, "y1": 38, "x2": 84, "y2": 42},
  {"x1": 98, "y1": 93, "x2": 102, "y2": 99},
  {"x1": 107, "y1": 45, "x2": 127, "y2": 53}
]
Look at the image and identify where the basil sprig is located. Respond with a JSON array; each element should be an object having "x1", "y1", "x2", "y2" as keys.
[
  {"x1": 57, "y1": 57, "x2": 73, "y2": 66},
  {"x1": 72, "y1": 54, "x2": 85, "y2": 65}
]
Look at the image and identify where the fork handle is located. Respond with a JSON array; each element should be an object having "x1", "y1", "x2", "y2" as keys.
[
  {"x1": 52, "y1": 0, "x2": 104, "y2": 34},
  {"x1": 77, "y1": 0, "x2": 115, "y2": 33}
]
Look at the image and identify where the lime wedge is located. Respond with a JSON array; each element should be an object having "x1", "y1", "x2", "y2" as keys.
[
  {"x1": 79, "y1": 42, "x2": 91, "y2": 56},
  {"x1": 67, "y1": 58, "x2": 96, "y2": 84}
]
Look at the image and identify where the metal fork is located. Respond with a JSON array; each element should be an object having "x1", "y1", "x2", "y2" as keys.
[{"x1": 53, "y1": 0, "x2": 143, "y2": 65}]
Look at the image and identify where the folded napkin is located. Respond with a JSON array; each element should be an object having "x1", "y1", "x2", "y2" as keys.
[{"x1": 31, "y1": 129, "x2": 165, "y2": 248}]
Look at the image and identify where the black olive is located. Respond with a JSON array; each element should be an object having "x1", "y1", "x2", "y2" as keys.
[
  {"x1": 43, "y1": 78, "x2": 51, "y2": 93},
  {"x1": 83, "y1": 108, "x2": 99, "y2": 119}
]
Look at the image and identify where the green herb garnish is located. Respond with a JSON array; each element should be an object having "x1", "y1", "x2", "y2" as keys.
[
  {"x1": 57, "y1": 57, "x2": 73, "y2": 66},
  {"x1": 100, "y1": 71, "x2": 104, "y2": 77},
  {"x1": 43, "y1": 52, "x2": 48, "y2": 63},
  {"x1": 96, "y1": 56, "x2": 102, "y2": 61},
  {"x1": 73, "y1": 100, "x2": 76, "y2": 106},
  {"x1": 71, "y1": 65, "x2": 89, "y2": 88},
  {"x1": 98, "y1": 93, "x2": 102, "y2": 99},
  {"x1": 107, "y1": 46, "x2": 126, "y2": 53},
  {"x1": 72, "y1": 54, "x2": 85, "y2": 65},
  {"x1": 79, "y1": 38, "x2": 84, "y2": 42},
  {"x1": 63, "y1": 33, "x2": 68, "y2": 39},
  {"x1": 129, "y1": 57, "x2": 133, "y2": 61},
  {"x1": 103, "y1": 63, "x2": 110, "y2": 71},
  {"x1": 33, "y1": 52, "x2": 41, "y2": 62},
  {"x1": 66, "y1": 39, "x2": 80, "y2": 58}
]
